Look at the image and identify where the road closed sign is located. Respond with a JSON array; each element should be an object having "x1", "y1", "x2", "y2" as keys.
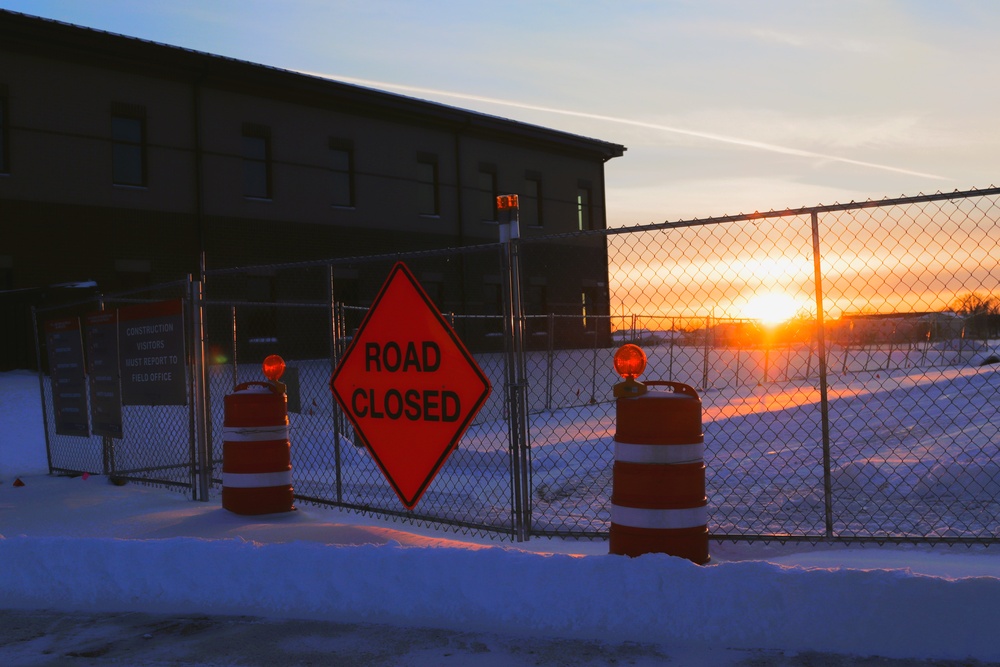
[{"x1": 330, "y1": 262, "x2": 491, "y2": 509}]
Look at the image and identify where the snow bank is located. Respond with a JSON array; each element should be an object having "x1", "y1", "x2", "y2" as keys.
[
  {"x1": 1, "y1": 530, "x2": 999, "y2": 661},
  {"x1": 3, "y1": 369, "x2": 1000, "y2": 662}
]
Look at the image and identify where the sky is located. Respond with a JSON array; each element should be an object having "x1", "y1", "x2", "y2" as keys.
[
  {"x1": 2, "y1": 0, "x2": 998, "y2": 225},
  {"x1": 3, "y1": 367, "x2": 1000, "y2": 664}
]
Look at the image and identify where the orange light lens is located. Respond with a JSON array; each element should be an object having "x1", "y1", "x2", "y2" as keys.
[
  {"x1": 262, "y1": 354, "x2": 286, "y2": 381},
  {"x1": 496, "y1": 194, "x2": 518, "y2": 210},
  {"x1": 613, "y1": 344, "x2": 646, "y2": 379}
]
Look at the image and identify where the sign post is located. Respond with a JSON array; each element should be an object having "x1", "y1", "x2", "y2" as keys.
[{"x1": 330, "y1": 262, "x2": 491, "y2": 510}]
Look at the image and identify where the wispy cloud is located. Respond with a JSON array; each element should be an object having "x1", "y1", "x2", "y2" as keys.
[{"x1": 310, "y1": 72, "x2": 948, "y2": 182}]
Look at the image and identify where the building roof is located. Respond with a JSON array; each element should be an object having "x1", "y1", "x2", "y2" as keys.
[{"x1": 0, "y1": 9, "x2": 626, "y2": 162}]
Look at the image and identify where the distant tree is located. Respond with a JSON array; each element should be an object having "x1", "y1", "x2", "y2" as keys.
[
  {"x1": 950, "y1": 292, "x2": 1000, "y2": 339},
  {"x1": 950, "y1": 292, "x2": 1000, "y2": 316}
]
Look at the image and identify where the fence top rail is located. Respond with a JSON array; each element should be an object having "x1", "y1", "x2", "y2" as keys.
[
  {"x1": 509, "y1": 185, "x2": 1000, "y2": 246},
  {"x1": 609, "y1": 185, "x2": 1000, "y2": 236}
]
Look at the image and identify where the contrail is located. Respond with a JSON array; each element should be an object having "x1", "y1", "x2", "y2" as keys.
[{"x1": 308, "y1": 72, "x2": 948, "y2": 181}]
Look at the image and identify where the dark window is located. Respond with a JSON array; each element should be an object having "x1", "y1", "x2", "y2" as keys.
[
  {"x1": 484, "y1": 281, "x2": 503, "y2": 315},
  {"x1": 243, "y1": 275, "x2": 278, "y2": 347},
  {"x1": 577, "y1": 185, "x2": 593, "y2": 231},
  {"x1": 523, "y1": 172, "x2": 543, "y2": 227},
  {"x1": 478, "y1": 163, "x2": 497, "y2": 222},
  {"x1": 0, "y1": 258, "x2": 11, "y2": 290},
  {"x1": 0, "y1": 87, "x2": 8, "y2": 174},
  {"x1": 111, "y1": 105, "x2": 146, "y2": 186},
  {"x1": 417, "y1": 154, "x2": 439, "y2": 216},
  {"x1": 527, "y1": 282, "x2": 548, "y2": 314},
  {"x1": 243, "y1": 125, "x2": 271, "y2": 199},
  {"x1": 330, "y1": 139, "x2": 354, "y2": 207}
]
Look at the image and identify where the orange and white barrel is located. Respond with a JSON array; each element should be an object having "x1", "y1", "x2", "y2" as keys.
[
  {"x1": 610, "y1": 381, "x2": 709, "y2": 564},
  {"x1": 222, "y1": 381, "x2": 294, "y2": 515}
]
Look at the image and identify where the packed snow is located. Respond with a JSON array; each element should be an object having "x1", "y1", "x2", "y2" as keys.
[{"x1": 2, "y1": 369, "x2": 1000, "y2": 664}]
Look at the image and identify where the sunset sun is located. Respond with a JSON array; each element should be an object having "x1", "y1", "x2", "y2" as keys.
[{"x1": 741, "y1": 291, "x2": 802, "y2": 326}]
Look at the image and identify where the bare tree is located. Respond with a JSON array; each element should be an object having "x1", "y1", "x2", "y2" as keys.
[{"x1": 950, "y1": 292, "x2": 1000, "y2": 339}]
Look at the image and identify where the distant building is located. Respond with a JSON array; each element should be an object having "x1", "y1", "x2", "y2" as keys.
[
  {"x1": 0, "y1": 9, "x2": 624, "y2": 357},
  {"x1": 831, "y1": 311, "x2": 966, "y2": 345}
]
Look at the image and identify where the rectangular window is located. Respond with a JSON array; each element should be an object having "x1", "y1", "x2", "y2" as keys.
[
  {"x1": 527, "y1": 281, "x2": 548, "y2": 314},
  {"x1": 330, "y1": 138, "x2": 354, "y2": 207},
  {"x1": 111, "y1": 104, "x2": 146, "y2": 186},
  {"x1": 484, "y1": 278, "x2": 503, "y2": 316},
  {"x1": 243, "y1": 124, "x2": 271, "y2": 199},
  {"x1": 478, "y1": 163, "x2": 497, "y2": 222},
  {"x1": 577, "y1": 185, "x2": 593, "y2": 231},
  {"x1": 0, "y1": 255, "x2": 12, "y2": 290},
  {"x1": 417, "y1": 154, "x2": 439, "y2": 216},
  {"x1": 523, "y1": 172, "x2": 543, "y2": 227},
  {"x1": 0, "y1": 86, "x2": 8, "y2": 174},
  {"x1": 421, "y1": 273, "x2": 445, "y2": 308}
]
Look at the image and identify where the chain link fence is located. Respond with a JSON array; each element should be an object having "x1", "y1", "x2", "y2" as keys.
[
  {"x1": 34, "y1": 279, "x2": 202, "y2": 495},
  {"x1": 34, "y1": 186, "x2": 1000, "y2": 544}
]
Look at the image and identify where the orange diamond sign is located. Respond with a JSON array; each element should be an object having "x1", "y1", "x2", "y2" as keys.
[{"x1": 330, "y1": 262, "x2": 492, "y2": 509}]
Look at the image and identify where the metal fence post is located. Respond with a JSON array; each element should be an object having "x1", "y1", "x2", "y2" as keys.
[
  {"x1": 230, "y1": 305, "x2": 238, "y2": 390},
  {"x1": 30, "y1": 305, "x2": 54, "y2": 474},
  {"x1": 702, "y1": 313, "x2": 711, "y2": 390},
  {"x1": 329, "y1": 264, "x2": 344, "y2": 504},
  {"x1": 499, "y1": 196, "x2": 531, "y2": 541},
  {"x1": 546, "y1": 312, "x2": 554, "y2": 411},
  {"x1": 810, "y1": 212, "x2": 834, "y2": 538},
  {"x1": 189, "y1": 276, "x2": 211, "y2": 502}
]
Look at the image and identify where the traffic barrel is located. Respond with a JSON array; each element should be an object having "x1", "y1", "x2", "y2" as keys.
[
  {"x1": 610, "y1": 380, "x2": 709, "y2": 564},
  {"x1": 222, "y1": 380, "x2": 294, "y2": 515}
]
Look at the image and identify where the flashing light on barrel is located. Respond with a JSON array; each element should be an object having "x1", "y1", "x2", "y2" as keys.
[
  {"x1": 262, "y1": 354, "x2": 287, "y2": 393},
  {"x1": 613, "y1": 344, "x2": 648, "y2": 398}
]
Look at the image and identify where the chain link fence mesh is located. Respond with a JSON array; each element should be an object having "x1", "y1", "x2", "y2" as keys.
[{"x1": 35, "y1": 188, "x2": 1000, "y2": 544}]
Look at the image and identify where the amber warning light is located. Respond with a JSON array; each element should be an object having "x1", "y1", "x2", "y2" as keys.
[
  {"x1": 613, "y1": 344, "x2": 648, "y2": 398},
  {"x1": 262, "y1": 354, "x2": 287, "y2": 393},
  {"x1": 496, "y1": 194, "x2": 518, "y2": 210}
]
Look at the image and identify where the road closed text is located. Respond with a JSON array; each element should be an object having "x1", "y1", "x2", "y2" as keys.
[
  {"x1": 350, "y1": 340, "x2": 460, "y2": 421},
  {"x1": 350, "y1": 387, "x2": 460, "y2": 422}
]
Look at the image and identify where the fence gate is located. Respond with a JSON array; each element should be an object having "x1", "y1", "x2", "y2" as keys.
[{"x1": 33, "y1": 277, "x2": 208, "y2": 497}]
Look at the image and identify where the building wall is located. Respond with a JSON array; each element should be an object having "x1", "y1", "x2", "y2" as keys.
[{"x1": 0, "y1": 10, "x2": 623, "y2": 364}]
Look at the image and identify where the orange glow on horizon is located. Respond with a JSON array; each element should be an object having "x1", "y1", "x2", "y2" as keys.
[{"x1": 740, "y1": 291, "x2": 804, "y2": 326}]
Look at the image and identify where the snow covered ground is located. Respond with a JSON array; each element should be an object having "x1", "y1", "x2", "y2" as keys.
[{"x1": 3, "y1": 369, "x2": 1000, "y2": 665}]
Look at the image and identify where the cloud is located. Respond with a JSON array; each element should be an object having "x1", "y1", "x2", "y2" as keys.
[{"x1": 306, "y1": 72, "x2": 949, "y2": 182}]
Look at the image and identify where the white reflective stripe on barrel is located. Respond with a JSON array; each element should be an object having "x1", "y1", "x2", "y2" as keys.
[
  {"x1": 611, "y1": 503, "x2": 707, "y2": 530},
  {"x1": 614, "y1": 441, "x2": 704, "y2": 465},
  {"x1": 222, "y1": 425, "x2": 290, "y2": 442},
  {"x1": 222, "y1": 470, "x2": 293, "y2": 488}
]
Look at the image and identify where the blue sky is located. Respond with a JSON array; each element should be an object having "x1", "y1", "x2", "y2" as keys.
[{"x1": 4, "y1": 0, "x2": 998, "y2": 225}]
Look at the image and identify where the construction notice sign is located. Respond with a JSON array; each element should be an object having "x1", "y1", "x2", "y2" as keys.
[
  {"x1": 330, "y1": 262, "x2": 491, "y2": 509},
  {"x1": 118, "y1": 299, "x2": 187, "y2": 406}
]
